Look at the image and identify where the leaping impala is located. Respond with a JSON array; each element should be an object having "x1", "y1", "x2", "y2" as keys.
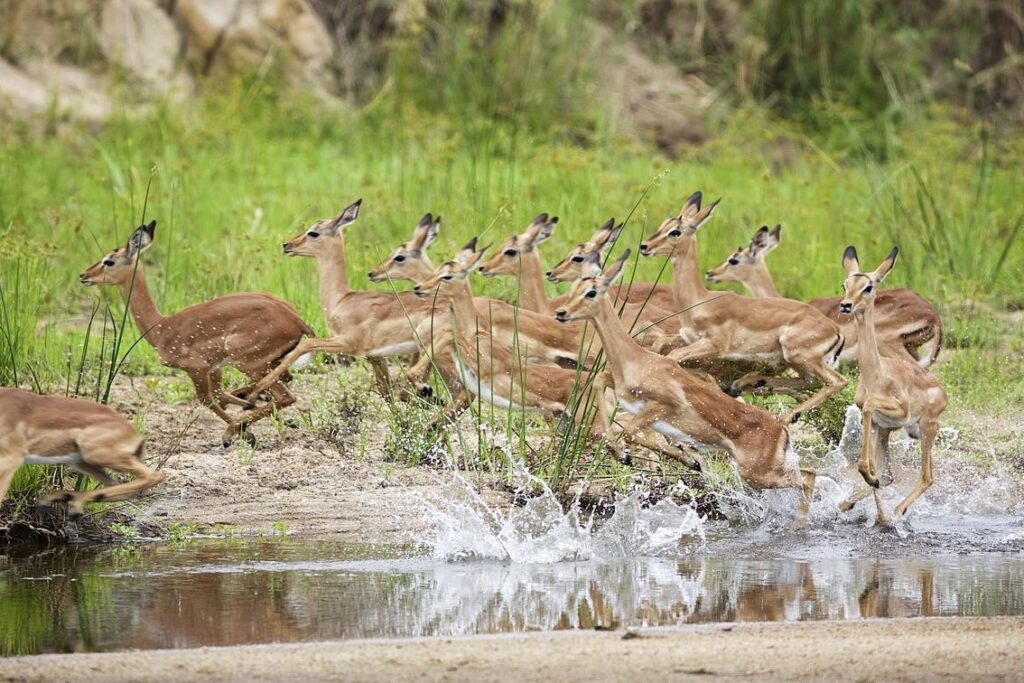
[
  {"x1": 553, "y1": 251, "x2": 815, "y2": 528},
  {"x1": 706, "y1": 225, "x2": 942, "y2": 366},
  {"x1": 409, "y1": 240, "x2": 688, "y2": 466},
  {"x1": 243, "y1": 207, "x2": 606, "y2": 404},
  {"x1": 476, "y1": 214, "x2": 679, "y2": 343},
  {"x1": 0, "y1": 388, "x2": 164, "y2": 518},
  {"x1": 545, "y1": 218, "x2": 676, "y2": 312},
  {"x1": 639, "y1": 191, "x2": 848, "y2": 423},
  {"x1": 835, "y1": 247, "x2": 947, "y2": 525},
  {"x1": 80, "y1": 221, "x2": 313, "y2": 446}
]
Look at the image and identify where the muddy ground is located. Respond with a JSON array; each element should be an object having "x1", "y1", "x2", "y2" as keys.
[
  {"x1": 4, "y1": 617, "x2": 1023, "y2": 682},
  {"x1": 10, "y1": 364, "x2": 1023, "y2": 548}
]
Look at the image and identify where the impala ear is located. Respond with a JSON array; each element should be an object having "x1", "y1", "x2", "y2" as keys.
[
  {"x1": 769, "y1": 224, "x2": 782, "y2": 245},
  {"x1": 601, "y1": 250, "x2": 631, "y2": 287},
  {"x1": 462, "y1": 236, "x2": 478, "y2": 253},
  {"x1": 524, "y1": 214, "x2": 556, "y2": 247},
  {"x1": 591, "y1": 218, "x2": 620, "y2": 248},
  {"x1": 680, "y1": 191, "x2": 702, "y2": 219},
  {"x1": 750, "y1": 224, "x2": 780, "y2": 257},
  {"x1": 690, "y1": 198, "x2": 720, "y2": 231},
  {"x1": 463, "y1": 246, "x2": 488, "y2": 272},
  {"x1": 126, "y1": 220, "x2": 156, "y2": 258},
  {"x1": 412, "y1": 214, "x2": 440, "y2": 253},
  {"x1": 580, "y1": 251, "x2": 603, "y2": 278},
  {"x1": 842, "y1": 246, "x2": 861, "y2": 275},
  {"x1": 872, "y1": 246, "x2": 899, "y2": 283},
  {"x1": 332, "y1": 198, "x2": 361, "y2": 230}
]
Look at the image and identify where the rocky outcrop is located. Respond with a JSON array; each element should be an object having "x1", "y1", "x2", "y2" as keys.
[
  {"x1": 98, "y1": 0, "x2": 185, "y2": 90},
  {"x1": 173, "y1": 0, "x2": 333, "y2": 88},
  {"x1": 0, "y1": 58, "x2": 112, "y2": 123}
]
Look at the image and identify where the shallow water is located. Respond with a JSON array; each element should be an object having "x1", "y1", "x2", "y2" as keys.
[
  {"x1": 3, "y1": 407, "x2": 1022, "y2": 657},
  {"x1": 3, "y1": 536, "x2": 1023, "y2": 656}
]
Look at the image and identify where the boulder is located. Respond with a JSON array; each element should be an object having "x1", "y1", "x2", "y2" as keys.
[
  {"x1": 174, "y1": 0, "x2": 333, "y2": 87},
  {"x1": 97, "y1": 0, "x2": 184, "y2": 87},
  {"x1": 0, "y1": 57, "x2": 112, "y2": 123}
]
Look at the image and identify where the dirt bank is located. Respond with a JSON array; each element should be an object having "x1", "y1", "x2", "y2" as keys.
[{"x1": 3, "y1": 616, "x2": 1022, "y2": 682}]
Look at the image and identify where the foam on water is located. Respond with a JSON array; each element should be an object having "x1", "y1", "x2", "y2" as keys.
[{"x1": 424, "y1": 457, "x2": 704, "y2": 563}]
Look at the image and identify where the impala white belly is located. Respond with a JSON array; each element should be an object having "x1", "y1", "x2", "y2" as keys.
[
  {"x1": 24, "y1": 453, "x2": 82, "y2": 466},
  {"x1": 723, "y1": 351, "x2": 781, "y2": 362},
  {"x1": 291, "y1": 352, "x2": 313, "y2": 369},
  {"x1": 369, "y1": 342, "x2": 419, "y2": 357},
  {"x1": 454, "y1": 358, "x2": 542, "y2": 413},
  {"x1": 872, "y1": 412, "x2": 912, "y2": 430}
]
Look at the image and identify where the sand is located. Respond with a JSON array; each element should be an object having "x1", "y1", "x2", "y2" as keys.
[{"x1": 3, "y1": 617, "x2": 1023, "y2": 682}]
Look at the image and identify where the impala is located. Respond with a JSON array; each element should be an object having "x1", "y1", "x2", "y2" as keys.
[
  {"x1": 410, "y1": 240, "x2": 684, "y2": 464},
  {"x1": 835, "y1": 246, "x2": 947, "y2": 524},
  {"x1": 0, "y1": 388, "x2": 164, "y2": 517},
  {"x1": 244, "y1": 207, "x2": 609, "y2": 403},
  {"x1": 639, "y1": 191, "x2": 847, "y2": 423},
  {"x1": 554, "y1": 251, "x2": 815, "y2": 528},
  {"x1": 545, "y1": 218, "x2": 675, "y2": 311},
  {"x1": 477, "y1": 214, "x2": 679, "y2": 341},
  {"x1": 80, "y1": 221, "x2": 313, "y2": 446},
  {"x1": 706, "y1": 225, "x2": 942, "y2": 366}
]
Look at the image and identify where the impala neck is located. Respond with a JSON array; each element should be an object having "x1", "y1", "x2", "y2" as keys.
[
  {"x1": 517, "y1": 249, "x2": 549, "y2": 313},
  {"x1": 589, "y1": 296, "x2": 644, "y2": 389},
  {"x1": 671, "y1": 235, "x2": 711, "y2": 307},
  {"x1": 743, "y1": 261, "x2": 781, "y2": 298},
  {"x1": 316, "y1": 236, "x2": 351, "y2": 317},
  {"x1": 441, "y1": 280, "x2": 478, "y2": 343},
  {"x1": 853, "y1": 300, "x2": 882, "y2": 387},
  {"x1": 117, "y1": 267, "x2": 165, "y2": 344}
]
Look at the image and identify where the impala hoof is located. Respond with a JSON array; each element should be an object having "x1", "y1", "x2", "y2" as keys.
[{"x1": 789, "y1": 411, "x2": 802, "y2": 424}]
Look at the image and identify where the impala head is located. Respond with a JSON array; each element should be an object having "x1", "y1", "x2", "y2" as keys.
[
  {"x1": 553, "y1": 250, "x2": 630, "y2": 323},
  {"x1": 639, "y1": 191, "x2": 720, "y2": 258},
  {"x1": 283, "y1": 198, "x2": 361, "y2": 257},
  {"x1": 80, "y1": 220, "x2": 156, "y2": 287},
  {"x1": 368, "y1": 212, "x2": 441, "y2": 283},
  {"x1": 546, "y1": 218, "x2": 621, "y2": 282},
  {"x1": 413, "y1": 237, "x2": 488, "y2": 299},
  {"x1": 839, "y1": 245, "x2": 899, "y2": 316},
  {"x1": 478, "y1": 213, "x2": 558, "y2": 277},
  {"x1": 706, "y1": 224, "x2": 780, "y2": 284}
]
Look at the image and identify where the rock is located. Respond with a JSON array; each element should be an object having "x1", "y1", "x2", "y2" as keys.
[
  {"x1": 174, "y1": 0, "x2": 333, "y2": 88},
  {"x1": 0, "y1": 57, "x2": 111, "y2": 123},
  {"x1": 97, "y1": 0, "x2": 185, "y2": 88},
  {"x1": 595, "y1": 24, "x2": 710, "y2": 156}
]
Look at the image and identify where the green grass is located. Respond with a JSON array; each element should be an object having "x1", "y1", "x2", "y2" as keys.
[{"x1": 0, "y1": 80, "x2": 1022, "y2": 510}]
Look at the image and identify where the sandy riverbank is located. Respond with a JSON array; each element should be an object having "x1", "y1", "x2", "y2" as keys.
[{"x1": 3, "y1": 617, "x2": 1023, "y2": 682}]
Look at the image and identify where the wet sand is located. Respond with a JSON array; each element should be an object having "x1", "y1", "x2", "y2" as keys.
[{"x1": 3, "y1": 617, "x2": 1022, "y2": 682}]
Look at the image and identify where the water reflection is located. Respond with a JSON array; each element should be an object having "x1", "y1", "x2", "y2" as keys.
[{"x1": 3, "y1": 540, "x2": 1023, "y2": 656}]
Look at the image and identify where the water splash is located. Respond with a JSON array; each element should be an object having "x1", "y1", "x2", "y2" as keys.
[{"x1": 424, "y1": 459, "x2": 704, "y2": 563}]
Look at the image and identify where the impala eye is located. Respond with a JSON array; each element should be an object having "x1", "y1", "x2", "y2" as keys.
[
  {"x1": 307, "y1": 231, "x2": 320, "y2": 239},
  {"x1": 504, "y1": 249, "x2": 517, "y2": 257},
  {"x1": 668, "y1": 229, "x2": 682, "y2": 238},
  {"x1": 584, "y1": 289, "x2": 598, "y2": 299},
  {"x1": 864, "y1": 284, "x2": 873, "y2": 293},
  {"x1": 440, "y1": 274, "x2": 453, "y2": 281},
  {"x1": 103, "y1": 259, "x2": 116, "y2": 267},
  {"x1": 393, "y1": 254, "x2": 406, "y2": 263},
  {"x1": 571, "y1": 255, "x2": 584, "y2": 263},
  {"x1": 728, "y1": 258, "x2": 739, "y2": 266}
]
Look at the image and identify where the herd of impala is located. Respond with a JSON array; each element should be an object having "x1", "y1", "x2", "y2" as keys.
[{"x1": 0, "y1": 189, "x2": 948, "y2": 530}]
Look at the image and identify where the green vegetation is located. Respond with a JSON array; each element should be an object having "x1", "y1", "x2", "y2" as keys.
[{"x1": 1, "y1": 1, "x2": 1022, "y2": 532}]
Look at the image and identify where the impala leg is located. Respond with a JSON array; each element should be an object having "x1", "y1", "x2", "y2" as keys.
[
  {"x1": 791, "y1": 468, "x2": 817, "y2": 530},
  {"x1": 858, "y1": 397, "x2": 905, "y2": 487},
  {"x1": 665, "y1": 337, "x2": 720, "y2": 365},
  {"x1": 616, "y1": 404, "x2": 701, "y2": 471},
  {"x1": 368, "y1": 357, "x2": 394, "y2": 400},
  {"x1": 839, "y1": 486, "x2": 874, "y2": 512},
  {"x1": 731, "y1": 373, "x2": 813, "y2": 398},
  {"x1": 209, "y1": 369, "x2": 254, "y2": 409},
  {"x1": 64, "y1": 443, "x2": 164, "y2": 518},
  {"x1": 782, "y1": 360, "x2": 847, "y2": 424},
  {"x1": 72, "y1": 462, "x2": 115, "y2": 488},
  {"x1": 741, "y1": 464, "x2": 817, "y2": 530},
  {"x1": 872, "y1": 489, "x2": 891, "y2": 527},
  {"x1": 241, "y1": 338, "x2": 349, "y2": 401},
  {"x1": 892, "y1": 418, "x2": 938, "y2": 518},
  {"x1": 0, "y1": 450, "x2": 21, "y2": 506},
  {"x1": 234, "y1": 380, "x2": 297, "y2": 435},
  {"x1": 188, "y1": 370, "x2": 236, "y2": 428}
]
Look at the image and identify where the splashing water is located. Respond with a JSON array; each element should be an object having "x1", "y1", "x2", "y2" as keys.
[{"x1": 424, "y1": 458, "x2": 704, "y2": 563}]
